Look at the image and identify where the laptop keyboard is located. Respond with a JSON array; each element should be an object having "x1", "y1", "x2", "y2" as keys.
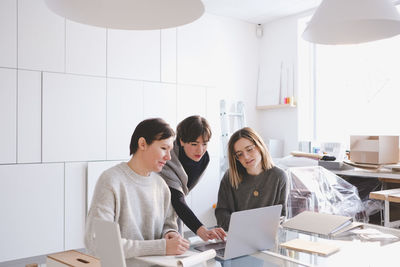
[
  {"x1": 194, "y1": 240, "x2": 226, "y2": 257},
  {"x1": 215, "y1": 248, "x2": 225, "y2": 257}
]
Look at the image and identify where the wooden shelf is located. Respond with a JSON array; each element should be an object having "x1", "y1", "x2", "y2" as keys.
[{"x1": 256, "y1": 104, "x2": 296, "y2": 110}]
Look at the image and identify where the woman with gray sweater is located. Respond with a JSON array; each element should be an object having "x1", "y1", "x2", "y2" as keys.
[
  {"x1": 215, "y1": 127, "x2": 288, "y2": 231},
  {"x1": 85, "y1": 118, "x2": 189, "y2": 259}
]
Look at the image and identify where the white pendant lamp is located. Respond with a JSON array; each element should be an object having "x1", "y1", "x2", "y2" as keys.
[
  {"x1": 302, "y1": 0, "x2": 400, "y2": 44},
  {"x1": 44, "y1": 0, "x2": 205, "y2": 30}
]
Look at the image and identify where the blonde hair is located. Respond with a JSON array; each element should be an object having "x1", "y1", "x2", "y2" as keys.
[{"x1": 227, "y1": 127, "x2": 274, "y2": 189}]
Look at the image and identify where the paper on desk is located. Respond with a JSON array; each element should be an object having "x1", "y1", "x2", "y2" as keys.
[
  {"x1": 135, "y1": 249, "x2": 216, "y2": 267},
  {"x1": 177, "y1": 249, "x2": 216, "y2": 267},
  {"x1": 350, "y1": 228, "x2": 399, "y2": 241}
]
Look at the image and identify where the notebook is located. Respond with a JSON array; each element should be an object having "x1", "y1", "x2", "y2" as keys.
[
  {"x1": 93, "y1": 219, "x2": 127, "y2": 267},
  {"x1": 194, "y1": 204, "x2": 282, "y2": 260},
  {"x1": 280, "y1": 238, "x2": 340, "y2": 256},
  {"x1": 282, "y1": 211, "x2": 353, "y2": 236}
]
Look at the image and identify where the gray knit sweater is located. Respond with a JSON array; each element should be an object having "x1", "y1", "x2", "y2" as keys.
[
  {"x1": 85, "y1": 162, "x2": 178, "y2": 258},
  {"x1": 215, "y1": 166, "x2": 288, "y2": 231},
  {"x1": 159, "y1": 139, "x2": 209, "y2": 195}
]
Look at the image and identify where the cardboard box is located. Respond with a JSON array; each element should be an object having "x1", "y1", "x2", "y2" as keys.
[
  {"x1": 47, "y1": 250, "x2": 100, "y2": 267},
  {"x1": 350, "y1": 135, "x2": 399, "y2": 164}
]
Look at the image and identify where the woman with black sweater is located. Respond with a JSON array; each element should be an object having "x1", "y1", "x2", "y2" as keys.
[{"x1": 159, "y1": 115, "x2": 226, "y2": 241}]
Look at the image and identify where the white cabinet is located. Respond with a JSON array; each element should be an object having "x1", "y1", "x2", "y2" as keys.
[
  {"x1": 143, "y1": 82, "x2": 177, "y2": 128},
  {"x1": 177, "y1": 84, "x2": 206, "y2": 122},
  {"x1": 107, "y1": 78, "x2": 143, "y2": 160},
  {"x1": 0, "y1": 163, "x2": 64, "y2": 262},
  {"x1": 0, "y1": 68, "x2": 17, "y2": 164},
  {"x1": 42, "y1": 73, "x2": 107, "y2": 162},
  {"x1": 66, "y1": 20, "x2": 107, "y2": 76},
  {"x1": 107, "y1": 29, "x2": 160, "y2": 81},
  {"x1": 65, "y1": 162, "x2": 87, "y2": 250},
  {"x1": 0, "y1": 0, "x2": 17, "y2": 68},
  {"x1": 177, "y1": 14, "x2": 218, "y2": 86},
  {"x1": 18, "y1": 0, "x2": 65, "y2": 72},
  {"x1": 17, "y1": 70, "x2": 42, "y2": 163},
  {"x1": 161, "y1": 28, "x2": 177, "y2": 83}
]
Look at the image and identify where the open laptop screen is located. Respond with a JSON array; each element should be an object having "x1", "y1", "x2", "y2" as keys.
[{"x1": 195, "y1": 204, "x2": 282, "y2": 260}]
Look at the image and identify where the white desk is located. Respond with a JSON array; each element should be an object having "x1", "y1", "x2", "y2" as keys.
[
  {"x1": 212, "y1": 224, "x2": 400, "y2": 267},
  {"x1": 332, "y1": 168, "x2": 400, "y2": 181}
]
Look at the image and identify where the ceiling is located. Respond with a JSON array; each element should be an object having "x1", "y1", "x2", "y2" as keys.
[{"x1": 202, "y1": 0, "x2": 321, "y2": 24}]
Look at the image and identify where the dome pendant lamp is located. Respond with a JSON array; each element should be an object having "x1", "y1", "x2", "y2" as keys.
[
  {"x1": 302, "y1": 0, "x2": 400, "y2": 44},
  {"x1": 45, "y1": 0, "x2": 205, "y2": 30}
]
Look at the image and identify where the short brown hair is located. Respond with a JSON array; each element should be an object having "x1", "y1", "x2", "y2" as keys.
[
  {"x1": 130, "y1": 118, "x2": 175, "y2": 155},
  {"x1": 227, "y1": 127, "x2": 274, "y2": 189},
  {"x1": 176, "y1": 115, "x2": 212, "y2": 143}
]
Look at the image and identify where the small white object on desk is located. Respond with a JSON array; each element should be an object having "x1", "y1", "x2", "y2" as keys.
[
  {"x1": 350, "y1": 228, "x2": 399, "y2": 241},
  {"x1": 135, "y1": 249, "x2": 216, "y2": 267}
]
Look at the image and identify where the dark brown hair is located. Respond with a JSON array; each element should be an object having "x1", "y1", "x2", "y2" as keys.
[
  {"x1": 129, "y1": 118, "x2": 175, "y2": 155},
  {"x1": 176, "y1": 115, "x2": 212, "y2": 143}
]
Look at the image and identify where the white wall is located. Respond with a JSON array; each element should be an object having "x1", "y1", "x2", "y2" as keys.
[
  {"x1": 256, "y1": 13, "x2": 309, "y2": 156},
  {"x1": 0, "y1": 0, "x2": 260, "y2": 262}
]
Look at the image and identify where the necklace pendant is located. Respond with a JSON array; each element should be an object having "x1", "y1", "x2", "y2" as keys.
[{"x1": 253, "y1": 190, "x2": 259, "y2": 197}]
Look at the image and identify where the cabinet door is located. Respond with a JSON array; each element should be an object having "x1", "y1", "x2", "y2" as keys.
[
  {"x1": 177, "y1": 14, "x2": 218, "y2": 86},
  {"x1": 161, "y1": 28, "x2": 177, "y2": 83},
  {"x1": 143, "y1": 82, "x2": 177, "y2": 128},
  {"x1": 107, "y1": 78, "x2": 143, "y2": 160},
  {"x1": 18, "y1": 0, "x2": 64, "y2": 72},
  {"x1": 17, "y1": 70, "x2": 42, "y2": 163},
  {"x1": 65, "y1": 162, "x2": 87, "y2": 250},
  {"x1": 0, "y1": 0, "x2": 17, "y2": 68},
  {"x1": 177, "y1": 84, "x2": 206, "y2": 122},
  {"x1": 108, "y1": 29, "x2": 160, "y2": 81},
  {"x1": 66, "y1": 20, "x2": 106, "y2": 76},
  {"x1": 42, "y1": 73, "x2": 107, "y2": 162},
  {"x1": 0, "y1": 163, "x2": 64, "y2": 262},
  {"x1": 0, "y1": 68, "x2": 16, "y2": 164}
]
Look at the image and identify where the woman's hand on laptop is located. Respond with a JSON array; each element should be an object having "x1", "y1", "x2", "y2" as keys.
[
  {"x1": 165, "y1": 234, "x2": 190, "y2": 255},
  {"x1": 197, "y1": 226, "x2": 227, "y2": 241}
]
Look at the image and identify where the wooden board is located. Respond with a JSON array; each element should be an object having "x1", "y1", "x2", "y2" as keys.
[{"x1": 280, "y1": 238, "x2": 339, "y2": 256}]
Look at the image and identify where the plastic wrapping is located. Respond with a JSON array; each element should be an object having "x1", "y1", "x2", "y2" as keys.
[
  {"x1": 287, "y1": 166, "x2": 367, "y2": 222},
  {"x1": 343, "y1": 176, "x2": 383, "y2": 218}
]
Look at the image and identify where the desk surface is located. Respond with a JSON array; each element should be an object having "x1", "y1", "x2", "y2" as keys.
[{"x1": 207, "y1": 223, "x2": 400, "y2": 267}]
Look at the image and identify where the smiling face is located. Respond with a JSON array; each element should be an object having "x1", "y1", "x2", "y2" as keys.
[
  {"x1": 180, "y1": 136, "x2": 208, "y2": 162},
  {"x1": 233, "y1": 137, "x2": 262, "y2": 175},
  {"x1": 143, "y1": 136, "x2": 174, "y2": 173}
]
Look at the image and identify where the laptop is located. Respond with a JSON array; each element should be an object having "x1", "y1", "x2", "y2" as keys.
[
  {"x1": 194, "y1": 204, "x2": 282, "y2": 260},
  {"x1": 93, "y1": 219, "x2": 127, "y2": 267}
]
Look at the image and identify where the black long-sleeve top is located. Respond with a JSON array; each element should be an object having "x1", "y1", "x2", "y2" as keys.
[{"x1": 168, "y1": 147, "x2": 209, "y2": 233}]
